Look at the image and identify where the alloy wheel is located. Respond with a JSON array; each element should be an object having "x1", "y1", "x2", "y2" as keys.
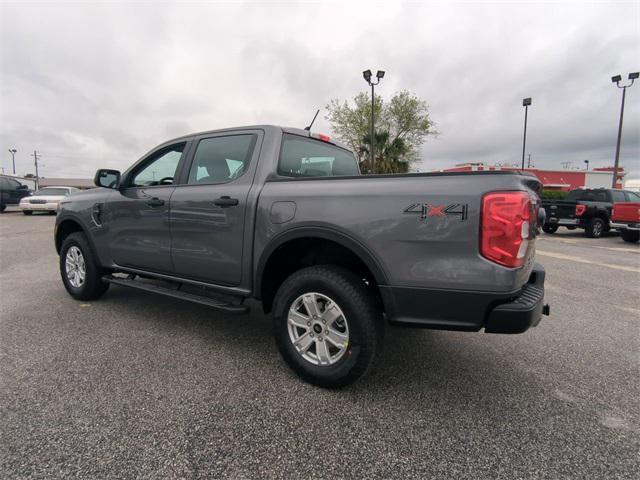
[
  {"x1": 65, "y1": 246, "x2": 86, "y2": 288},
  {"x1": 287, "y1": 292, "x2": 350, "y2": 366}
]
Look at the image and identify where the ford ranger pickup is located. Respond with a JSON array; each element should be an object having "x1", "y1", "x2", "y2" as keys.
[{"x1": 55, "y1": 125, "x2": 550, "y2": 387}]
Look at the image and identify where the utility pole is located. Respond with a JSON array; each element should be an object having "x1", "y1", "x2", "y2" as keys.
[
  {"x1": 611, "y1": 72, "x2": 638, "y2": 188},
  {"x1": 521, "y1": 98, "x2": 532, "y2": 169},
  {"x1": 527, "y1": 153, "x2": 532, "y2": 168},
  {"x1": 31, "y1": 151, "x2": 41, "y2": 190}
]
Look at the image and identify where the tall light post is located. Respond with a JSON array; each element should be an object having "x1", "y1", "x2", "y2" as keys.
[
  {"x1": 584, "y1": 159, "x2": 589, "y2": 171},
  {"x1": 8, "y1": 149, "x2": 17, "y2": 175},
  {"x1": 521, "y1": 98, "x2": 532, "y2": 170},
  {"x1": 363, "y1": 69, "x2": 385, "y2": 173},
  {"x1": 611, "y1": 72, "x2": 638, "y2": 188}
]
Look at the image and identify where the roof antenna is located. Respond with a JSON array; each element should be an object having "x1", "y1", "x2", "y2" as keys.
[{"x1": 304, "y1": 109, "x2": 320, "y2": 131}]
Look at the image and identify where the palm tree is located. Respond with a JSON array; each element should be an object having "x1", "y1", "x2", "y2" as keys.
[{"x1": 359, "y1": 130, "x2": 411, "y2": 174}]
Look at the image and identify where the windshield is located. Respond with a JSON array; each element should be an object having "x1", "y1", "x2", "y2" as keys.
[{"x1": 35, "y1": 188, "x2": 70, "y2": 196}]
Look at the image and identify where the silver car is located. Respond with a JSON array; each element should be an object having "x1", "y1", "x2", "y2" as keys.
[{"x1": 20, "y1": 186, "x2": 79, "y2": 215}]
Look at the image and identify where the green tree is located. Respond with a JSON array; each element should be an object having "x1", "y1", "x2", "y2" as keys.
[{"x1": 326, "y1": 90, "x2": 436, "y2": 174}]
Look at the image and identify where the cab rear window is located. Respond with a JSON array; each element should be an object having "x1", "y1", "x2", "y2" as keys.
[{"x1": 278, "y1": 134, "x2": 359, "y2": 178}]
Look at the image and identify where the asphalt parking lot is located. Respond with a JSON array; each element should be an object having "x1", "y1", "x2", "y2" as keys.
[{"x1": 1, "y1": 208, "x2": 639, "y2": 479}]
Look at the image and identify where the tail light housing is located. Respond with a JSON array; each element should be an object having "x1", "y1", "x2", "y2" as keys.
[
  {"x1": 481, "y1": 191, "x2": 533, "y2": 268},
  {"x1": 575, "y1": 204, "x2": 587, "y2": 216}
]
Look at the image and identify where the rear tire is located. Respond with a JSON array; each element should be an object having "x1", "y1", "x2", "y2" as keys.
[
  {"x1": 542, "y1": 224, "x2": 558, "y2": 234},
  {"x1": 272, "y1": 265, "x2": 383, "y2": 388},
  {"x1": 0, "y1": 204, "x2": 5, "y2": 212},
  {"x1": 23, "y1": 211, "x2": 32, "y2": 215},
  {"x1": 59, "y1": 232, "x2": 109, "y2": 300},
  {"x1": 585, "y1": 218, "x2": 605, "y2": 238},
  {"x1": 620, "y1": 230, "x2": 639, "y2": 243}
]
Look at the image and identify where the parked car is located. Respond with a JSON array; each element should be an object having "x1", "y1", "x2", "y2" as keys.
[
  {"x1": 541, "y1": 188, "x2": 640, "y2": 238},
  {"x1": 0, "y1": 175, "x2": 31, "y2": 212},
  {"x1": 20, "y1": 186, "x2": 79, "y2": 215},
  {"x1": 54, "y1": 125, "x2": 550, "y2": 387},
  {"x1": 611, "y1": 202, "x2": 640, "y2": 243}
]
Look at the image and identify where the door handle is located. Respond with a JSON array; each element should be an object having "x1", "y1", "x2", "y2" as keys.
[
  {"x1": 213, "y1": 196, "x2": 239, "y2": 207},
  {"x1": 146, "y1": 197, "x2": 165, "y2": 207}
]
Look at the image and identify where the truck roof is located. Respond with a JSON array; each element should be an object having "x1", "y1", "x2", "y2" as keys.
[{"x1": 159, "y1": 125, "x2": 355, "y2": 151}]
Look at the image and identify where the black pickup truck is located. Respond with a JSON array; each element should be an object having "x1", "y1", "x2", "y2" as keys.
[{"x1": 542, "y1": 188, "x2": 640, "y2": 238}]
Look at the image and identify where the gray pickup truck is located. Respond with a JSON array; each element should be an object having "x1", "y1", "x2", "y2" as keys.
[{"x1": 55, "y1": 125, "x2": 549, "y2": 387}]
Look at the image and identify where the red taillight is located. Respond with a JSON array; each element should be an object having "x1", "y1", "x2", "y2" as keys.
[
  {"x1": 311, "y1": 133, "x2": 331, "y2": 142},
  {"x1": 481, "y1": 191, "x2": 532, "y2": 268},
  {"x1": 575, "y1": 204, "x2": 587, "y2": 216}
]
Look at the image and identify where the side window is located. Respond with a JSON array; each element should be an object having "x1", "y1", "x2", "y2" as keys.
[
  {"x1": 7, "y1": 178, "x2": 20, "y2": 188},
  {"x1": 187, "y1": 135, "x2": 255, "y2": 184},
  {"x1": 131, "y1": 143, "x2": 185, "y2": 187},
  {"x1": 612, "y1": 191, "x2": 626, "y2": 203},
  {"x1": 0, "y1": 178, "x2": 8, "y2": 189},
  {"x1": 278, "y1": 134, "x2": 360, "y2": 178},
  {"x1": 625, "y1": 191, "x2": 640, "y2": 201}
]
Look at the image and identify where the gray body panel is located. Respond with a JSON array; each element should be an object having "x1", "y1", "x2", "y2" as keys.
[
  {"x1": 254, "y1": 173, "x2": 536, "y2": 293},
  {"x1": 56, "y1": 125, "x2": 542, "y2": 330}
]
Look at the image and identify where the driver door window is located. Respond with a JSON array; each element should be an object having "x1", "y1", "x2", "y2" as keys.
[{"x1": 131, "y1": 143, "x2": 185, "y2": 187}]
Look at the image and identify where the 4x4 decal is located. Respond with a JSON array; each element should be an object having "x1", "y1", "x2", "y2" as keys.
[{"x1": 403, "y1": 203, "x2": 469, "y2": 221}]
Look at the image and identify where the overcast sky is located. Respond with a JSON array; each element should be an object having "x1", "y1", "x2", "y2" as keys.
[{"x1": 1, "y1": 1, "x2": 639, "y2": 179}]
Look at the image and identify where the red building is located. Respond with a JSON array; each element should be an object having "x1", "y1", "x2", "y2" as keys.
[{"x1": 440, "y1": 164, "x2": 625, "y2": 190}]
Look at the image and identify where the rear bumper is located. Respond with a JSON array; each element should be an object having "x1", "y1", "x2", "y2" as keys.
[
  {"x1": 610, "y1": 221, "x2": 640, "y2": 231},
  {"x1": 546, "y1": 217, "x2": 586, "y2": 227},
  {"x1": 381, "y1": 264, "x2": 549, "y2": 334}
]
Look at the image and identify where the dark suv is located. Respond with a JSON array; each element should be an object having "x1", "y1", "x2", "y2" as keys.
[{"x1": 0, "y1": 176, "x2": 31, "y2": 212}]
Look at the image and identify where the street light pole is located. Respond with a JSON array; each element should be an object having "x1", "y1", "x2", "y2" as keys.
[
  {"x1": 521, "y1": 98, "x2": 532, "y2": 170},
  {"x1": 8, "y1": 149, "x2": 17, "y2": 174},
  {"x1": 611, "y1": 72, "x2": 638, "y2": 188},
  {"x1": 363, "y1": 69, "x2": 385, "y2": 174},
  {"x1": 584, "y1": 159, "x2": 589, "y2": 171}
]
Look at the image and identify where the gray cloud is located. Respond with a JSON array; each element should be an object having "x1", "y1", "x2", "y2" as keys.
[{"x1": 1, "y1": 1, "x2": 638, "y2": 179}]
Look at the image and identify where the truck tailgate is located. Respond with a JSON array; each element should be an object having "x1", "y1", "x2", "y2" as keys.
[{"x1": 612, "y1": 202, "x2": 640, "y2": 223}]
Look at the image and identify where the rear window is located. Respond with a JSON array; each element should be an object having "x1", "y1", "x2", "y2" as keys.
[
  {"x1": 566, "y1": 190, "x2": 609, "y2": 202},
  {"x1": 278, "y1": 134, "x2": 359, "y2": 178},
  {"x1": 36, "y1": 188, "x2": 69, "y2": 196}
]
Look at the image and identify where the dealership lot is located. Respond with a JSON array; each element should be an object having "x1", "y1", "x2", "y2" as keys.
[{"x1": 1, "y1": 210, "x2": 638, "y2": 479}]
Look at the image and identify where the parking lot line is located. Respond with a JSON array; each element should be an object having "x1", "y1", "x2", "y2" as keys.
[
  {"x1": 537, "y1": 250, "x2": 640, "y2": 273},
  {"x1": 538, "y1": 236, "x2": 639, "y2": 254}
]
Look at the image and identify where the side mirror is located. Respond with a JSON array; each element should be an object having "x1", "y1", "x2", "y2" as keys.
[
  {"x1": 17, "y1": 184, "x2": 29, "y2": 190},
  {"x1": 94, "y1": 169, "x2": 121, "y2": 189}
]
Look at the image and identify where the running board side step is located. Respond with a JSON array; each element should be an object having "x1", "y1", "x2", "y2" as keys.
[{"x1": 103, "y1": 276, "x2": 249, "y2": 313}]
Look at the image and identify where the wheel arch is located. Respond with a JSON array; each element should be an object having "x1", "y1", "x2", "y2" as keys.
[
  {"x1": 55, "y1": 217, "x2": 94, "y2": 255},
  {"x1": 256, "y1": 227, "x2": 389, "y2": 313}
]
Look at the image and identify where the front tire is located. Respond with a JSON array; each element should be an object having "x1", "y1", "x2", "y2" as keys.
[
  {"x1": 272, "y1": 265, "x2": 383, "y2": 388},
  {"x1": 59, "y1": 232, "x2": 109, "y2": 300},
  {"x1": 23, "y1": 211, "x2": 32, "y2": 215},
  {"x1": 620, "y1": 229, "x2": 639, "y2": 243},
  {"x1": 586, "y1": 218, "x2": 605, "y2": 238},
  {"x1": 542, "y1": 224, "x2": 559, "y2": 234}
]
